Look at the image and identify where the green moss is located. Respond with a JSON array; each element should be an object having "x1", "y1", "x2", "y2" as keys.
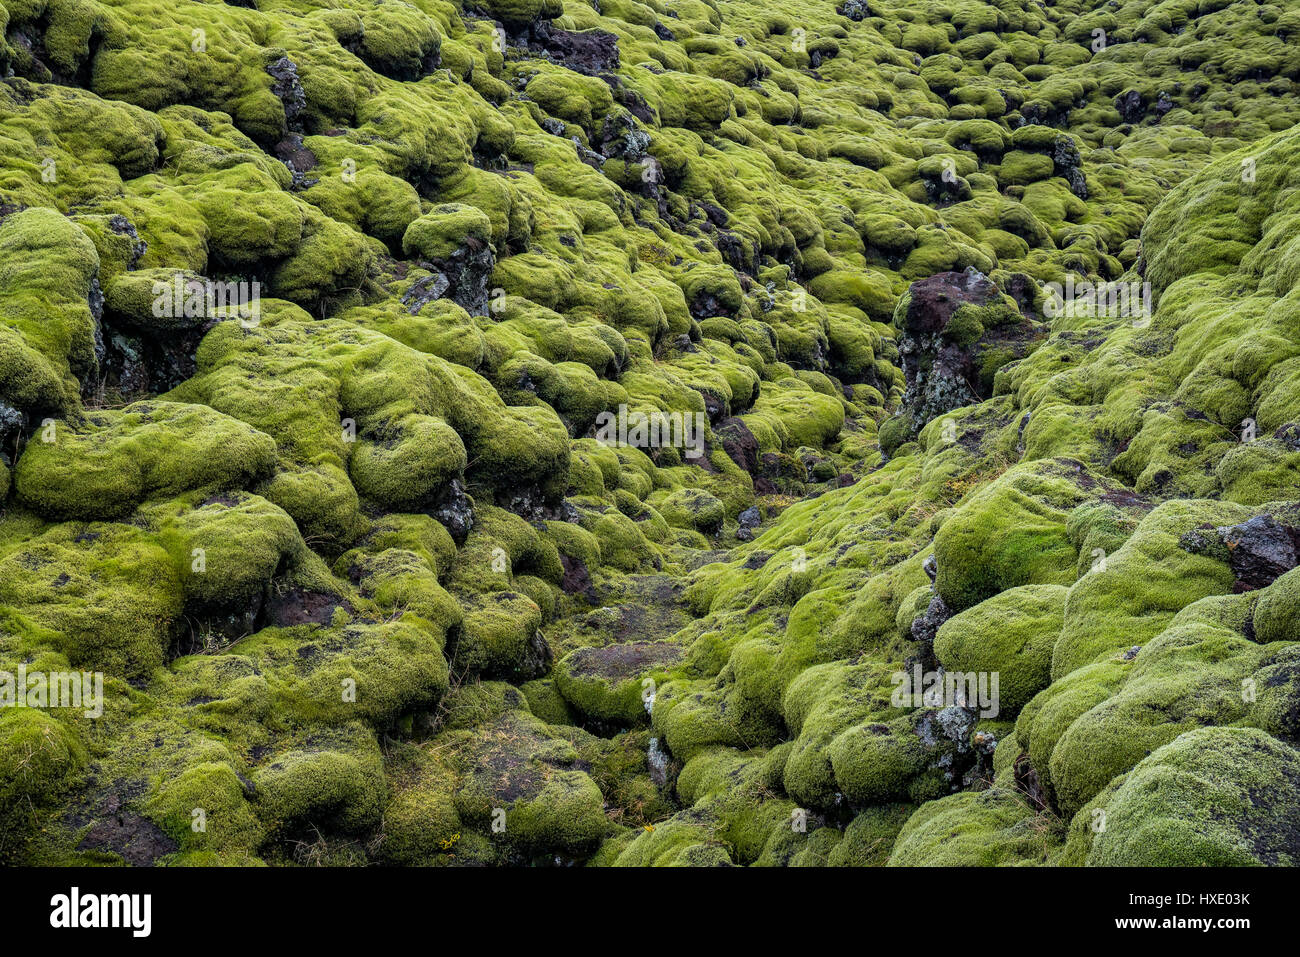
[
  {"x1": 0, "y1": 519, "x2": 183, "y2": 675},
  {"x1": 933, "y1": 459, "x2": 1098, "y2": 613},
  {"x1": 14, "y1": 402, "x2": 277, "y2": 521},
  {"x1": 403, "y1": 203, "x2": 493, "y2": 262},
  {"x1": 2, "y1": 0, "x2": 1298, "y2": 869},
  {"x1": 454, "y1": 591, "x2": 547, "y2": 681},
  {"x1": 0, "y1": 207, "x2": 102, "y2": 414},
  {"x1": 449, "y1": 710, "x2": 609, "y2": 855},
  {"x1": 826, "y1": 804, "x2": 915, "y2": 866},
  {"x1": 145, "y1": 761, "x2": 263, "y2": 855},
  {"x1": 374, "y1": 742, "x2": 461, "y2": 865},
  {"x1": 935, "y1": 584, "x2": 1066, "y2": 718},
  {"x1": 888, "y1": 788, "x2": 1060, "y2": 866},
  {"x1": 0, "y1": 708, "x2": 87, "y2": 839},
  {"x1": 828, "y1": 712, "x2": 953, "y2": 806},
  {"x1": 1253, "y1": 566, "x2": 1300, "y2": 645},
  {"x1": 1087, "y1": 727, "x2": 1300, "y2": 866},
  {"x1": 252, "y1": 723, "x2": 386, "y2": 836},
  {"x1": 554, "y1": 640, "x2": 684, "y2": 727},
  {"x1": 1051, "y1": 500, "x2": 1244, "y2": 679}
]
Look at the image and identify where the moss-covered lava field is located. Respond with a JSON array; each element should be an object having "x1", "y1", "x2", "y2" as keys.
[{"x1": 2, "y1": 0, "x2": 1300, "y2": 867}]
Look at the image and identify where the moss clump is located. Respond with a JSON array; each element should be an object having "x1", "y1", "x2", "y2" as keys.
[
  {"x1": 0, "y1": 207, "x2": 101, "y2": 416},
  {"x1": 14, "y1": 402, "x2": 277, "y2": 520},
  {"x1": 454, "y1": 592, "x2": 548, "y2": 681},
  {"x1": 0, "y1": 708, "x2": 87, "y2": 841},
  {"x1": 888, "y1": 788, "x2": 1060, "y2": 866},
  {"x1": 145, "y1": 762, "x2": 264, "y2": 856},
  {"x1": 373, "y1": 742, "x2": 461, "y2": 866},
  {"x1": 252, "y1": 724, "x2": 385, "y2": 836},
  {"x1": 448, "y1": 710, "x2": 609, "y2": 857},
  {"x1": 935, "y1": 584, "x2": 1067, "y2": 718},
  {"x1": 933, "y1": 459, "x2": 1102, "y2": 613},
  {"x1": 554, "y1": 640, "x2": 684, "y2": 727},
  {"x1": 402, "y1": 203, "x2": 493, "y2": 263},
  {"x1": 0, "y1": 519, "x2": 183, "y2": 675},
  {"x1": 1088, "y1": 727, "x2": 1300, "y2": 866}
]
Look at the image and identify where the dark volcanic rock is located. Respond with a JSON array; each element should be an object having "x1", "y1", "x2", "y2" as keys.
[
  {"x1": 523, "y1": 20, "x2": 619, "y2": 74},
  {"x1": 267, "y1": 57, "x2": 319, "y2": 188},
  {"x1": 0, "y1": 401, "x2": 25, "y2": 468},
  {"x1": 267, "y1": 56, "x2": 306, "y2": 132},
  {"x1": 433, "y1": 478, "x2": 475, "y2": 544},
  {"x1": 890, "y1": 267, "x2": 1043, "y2": 443},
  {"x1": 401, "y1": 271, "x2": 452, "y2": 315},
  {"x1": 714, "y1": 416, "x2": 771, "y2": 491},
  {"x1": 520, "y1": 629, "x2": 554, "y2": 681},
  {"x1": 838, "y1": 0, "x2": 873, "y2": 21},
  {"x1": 1115, "y1": 88, "x2": 1146, "y2": 124},
  {"x1": 911, "y1": 592, "x2": 951, "y2": 645},
  {"x1": 1217, "y1": 515, "x2": 1300, "y2": 590},
  {"x1": 561, "y1": 553, "x2": 598, "y2": 603},
  {"x1": 1051, "y1": 134, "x2": 1088, "y2": 198},
  {"x1": 415, "y1": 237, "x2": 495, "y2": 317}
]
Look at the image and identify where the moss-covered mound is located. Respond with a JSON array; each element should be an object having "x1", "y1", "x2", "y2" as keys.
[{"x1": 2, "y1": 0, "x2": 1299, "y2": 866}]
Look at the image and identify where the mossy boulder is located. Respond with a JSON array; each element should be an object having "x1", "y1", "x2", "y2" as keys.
[
  {"x1": 554, "y1": 640, "x2": 685, "y2": 727},
  {"x1": 1088, "y1": 727, "x2": 1300, "y2": 866},
  {"x1": 889, "y1": 787, "x2": 1058, "y2": 865},
  {"x1": 935, "y1": 584, "x2": 1067, "y2": 718}
]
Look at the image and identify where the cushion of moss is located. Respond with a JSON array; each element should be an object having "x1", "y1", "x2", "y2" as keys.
[
  {"x1": 0, "y1": 207, "x2": 100, "y2": 414},
  {"x1": 0, "y1": 708, "x2": 87, "y2": 834},
  {"x1": 145, "y1": 761, "x2": 264, "y2": 854},
  {"x1": 342, "y1": 512, "x2": 456, "y2": 581},
  {"x1": 778, "y1": 660, "x2": 903, "y2": 810},
  {"x1": 888, "y1": 787, "x2": 1059, "y2": 866},
  {"x1": 554, "y1": 640, "x2": 685, "y2": 726},
  {"x1": 373, "y1": 742, "x2": 461, "y2": 865},
  {"x1": 933, "y1": 458, "x2": 1110, "y2": 613},
  {"x1": 1045, "y1": 600, "x2": 1267, "y2": 819},
  {"x1": 518, "y1": 678, "x2": 577, "y2": 726},
  {"x1": 347, "y1": 547, "x2": 461, "y2": 631},
  {"x1": 453, "y1": 591, "x2": 545, "y2": 679},
  {"x1": 14, "y1": 402, "x2": 277, "y2": 521},
  {"x1": 102, "y1": 268, "x2": 216, "y2": 332},
  {"x1": 1050, "y1": 499, "x2": 1245, "y2": 679},
  {"x1": 236, "y1": 616, "x2": 450, "y2": 727},
  {"x1": 935, "y1": 583, "x2": 1067, "y2": 718},
  {"x1": 347, "y1": 414, "x2": 467, "y2": 511},
  {"x1": 0, "y1": 518, "x2": 183, "y2": 675},
  {"x1": 402, "y1": 202, "x2": 492, "y2": 262},
  {"x1": 603, "y1": 811, "x2": 733, "y2": 867},
  {"x1": 1253, "y1": 566, "x2": 1300, "y2": 645},
  {"x1": 1014, "y1": 658, "x2": 1128, "y2": 807},
  {"x1": 1088, "y1": 727, "x2": 1300, "y2": 866},
  {"x1": 652, "y1": 487, "x2": 726, "y2": 533},
  {"x1": 251, "y1": 723, "x2": 385, "y2": 835},
  {"x1": 828, "y1": 711, "x2": 956, "y2": 807},
  {"x1": 147, "y1": 492, "x2": 305, "y2": 610},
  {"x1": 447, "y1": 710, "x2": 609, "y2": 854},
  {"x1": 824, "y1": 804, "x2": 916, "y2": 866}
]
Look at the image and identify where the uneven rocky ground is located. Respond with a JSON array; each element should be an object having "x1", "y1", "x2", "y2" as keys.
[{"x1": 1, "y1": 0, "x2": 1299, "y2": 866}]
